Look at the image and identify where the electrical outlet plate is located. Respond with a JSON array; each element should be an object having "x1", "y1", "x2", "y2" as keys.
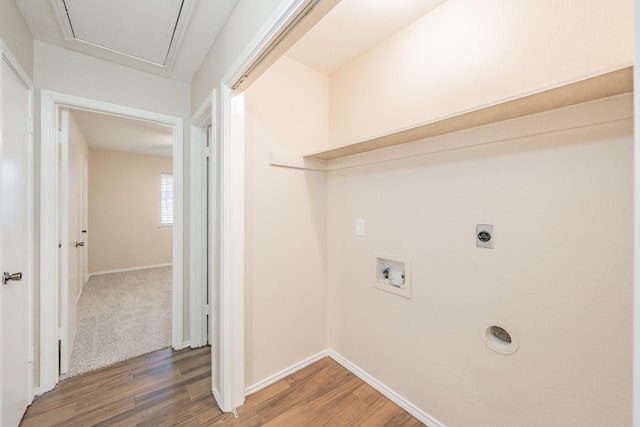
[{"x1": 476, "y1": 224, "x2": 493, "y2": 249}]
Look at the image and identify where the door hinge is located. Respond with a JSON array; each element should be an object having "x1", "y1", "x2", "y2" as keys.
[
  {"x1": 58, "y1": 131, "x2": 63, "y2": 144},
  {"x1": 27, "y1": 116, "x2": 34, "y2": 134},
  {"x1": 204, "y1": 147, "x2": 212, "y2": 159}
]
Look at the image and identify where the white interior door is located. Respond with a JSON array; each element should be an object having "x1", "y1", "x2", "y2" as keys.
[
  {"x1": 79, "y1": 155, "x2": 88, "y2": 295},
  {"x1": 58, "y1": 109, "x2": 76, "y2": 375},
  {"x1": 1, "y1": 55, "x2": 33, "y2": 426},
  {"x1": 207, "y1": 124, "x2": 213, "y2": 347}
]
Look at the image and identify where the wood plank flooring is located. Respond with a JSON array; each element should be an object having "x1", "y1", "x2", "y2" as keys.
[{"x1": 21, "y1": 346, "x2": 424, "y2": 426}]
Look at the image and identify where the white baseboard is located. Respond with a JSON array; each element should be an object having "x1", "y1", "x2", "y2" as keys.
[
  {"x1": 245, "y1": 350, "x2": 329, "y2": 396},
  {"x1": 240, "y1": 348, "x2": 445, "y2": 426},
  {"x1": 175, "y1": 341, "x2": 190, "y2": 351},
  {"x1": 75, "y1": 286, "x2": 83, "y2": 304},
  {"x1": 328, "y1": 349, "x2": 446, "y2": 427},
  {"x1": 212, "y1": 386, "x2": 223, "y2": 412},
  {"x1": 87, "y1": 263, "x2": 173, "y2": 279}
]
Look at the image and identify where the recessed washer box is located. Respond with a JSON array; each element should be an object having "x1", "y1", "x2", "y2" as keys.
[{"x1": 374, "y1": 255, "x2": 411, "y2": 298}]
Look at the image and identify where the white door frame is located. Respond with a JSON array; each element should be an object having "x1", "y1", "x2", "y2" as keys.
[
  {"x1": 190, "y1": 91, "x2": 215, "y2": 349},
  {"x1": 0, "y1": 40, "x2": 35, "y2": 418},
  {"x1": 209, "y1": 0, "x2": 325, "y2": 412},
  {"x1": 216, "y1": 84, "x2": 245, "y2": 412},
  {"x1": 633, "y1": 2, "x2": 640, "y2": 426},
  {"x1": 39, "y1": 91, "x2": 185, "y2": 393},
  {"x1": 58, "y1": 109, "x2": 71, "y2": 375}
]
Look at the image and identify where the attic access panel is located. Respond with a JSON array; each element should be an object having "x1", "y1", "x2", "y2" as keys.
[{"x1": 61, "y1": 0, "x2": 185, "y2": 66}]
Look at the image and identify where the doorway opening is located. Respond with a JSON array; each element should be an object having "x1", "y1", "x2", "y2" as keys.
[
  {"x1": 39, "y1": 91, "x2": 185, "y2": 393},
  {"x1": 58, "y1": 107, "x2": 175, "y2": 378}
]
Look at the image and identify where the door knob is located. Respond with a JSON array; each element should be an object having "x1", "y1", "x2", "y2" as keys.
[
  {"x1": 2, "y1": 272, "x2": 22, "y2": 285},
  {"x1": 75, "y1": 241, "x2": 84, "y2": 248}
]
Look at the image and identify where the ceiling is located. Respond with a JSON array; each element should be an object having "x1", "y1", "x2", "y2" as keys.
[
  {"x1": 16, "y1": 0, "x2": 240, "y2": 82},
  {"x1": 69, "y1": 109, "x2": 173, "y2": 157},
  {"x1": 287, "y1": 0, "x2": 447, "y2": 75},
  {"x1": 17, "y1": 0, "x2": 447, "y2": 156}
]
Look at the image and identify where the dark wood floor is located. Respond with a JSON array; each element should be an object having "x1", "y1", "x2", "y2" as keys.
[{"x1": 20, "y1": 346, "x2": 424, "y2": 426}]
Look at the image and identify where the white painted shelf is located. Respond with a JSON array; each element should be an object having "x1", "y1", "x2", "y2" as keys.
[{"x1": 305, "y1": 66, "x2": 633, "y2": 161}]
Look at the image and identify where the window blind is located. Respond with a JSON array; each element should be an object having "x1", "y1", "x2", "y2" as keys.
[{"x1": 161, "y1": 173, "x2": 173, "y2": 225}]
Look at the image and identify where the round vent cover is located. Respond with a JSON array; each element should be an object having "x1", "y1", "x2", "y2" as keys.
[{"x1": 482, "y1": 322, "x2": 519, "y2": 355}]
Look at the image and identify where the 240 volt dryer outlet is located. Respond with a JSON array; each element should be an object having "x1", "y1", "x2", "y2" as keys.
[{"x1": 476, "y1": 224, "x2": 493, "y2": 249}]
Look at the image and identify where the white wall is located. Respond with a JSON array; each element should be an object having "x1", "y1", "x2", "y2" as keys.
[
  {"x1": 327, "y1": 96, "x2": 633, "y2": 426},
  {"x1": 33, "y1": 41, "x2": 191, "y2": 374},
  {"x1": 191, "y1": 0, "x2": 283, "y2": 111},
  {"x1": 88, "y1": 149, "x2": 173, "y2": 274},
  {"x1": 243, "y1": 56, "x2": 328, "y2": 386},
  {"x1": 35, "y1": 42, "x2": 190, "y2": 122},
  {"x1": 0, "y1": 0, "x2": 33, "y2": 78},
  {"x1": 319, "y1": 2, "x2": 634, "y2": 424},
  {"x1": 329, "y1": 0, "x2": 634, "y2": 147},
  {"x1": 191, "y1": 0, "x2": 289, "y2": 395}
]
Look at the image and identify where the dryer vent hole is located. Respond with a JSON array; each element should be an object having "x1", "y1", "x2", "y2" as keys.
[{"x1": 488, "y1": 325, "x2": 512, "y2": 344}]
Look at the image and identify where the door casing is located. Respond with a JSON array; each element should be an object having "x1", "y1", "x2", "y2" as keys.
[{"x1": 39, "y1": 91, "x2": 185, "y2": 393}]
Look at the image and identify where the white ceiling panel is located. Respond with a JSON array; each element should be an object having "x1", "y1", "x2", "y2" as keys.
[
  {"x1": 287, "y1": 0, "x2": 448, "y2": 75},
  {"x1": 70, "y1": 109, "x2": 173, "y2": 158},
  {"x1": 15, "y1": 0, "x2": 240, "y2": 82},
  {"x1": 64, "y1": 0, "x2": 183, "y2": 65}
]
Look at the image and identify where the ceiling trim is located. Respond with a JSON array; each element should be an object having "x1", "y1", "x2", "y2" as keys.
[
  {"x1": 50, "y1": 0, "x2": 74, "y2": 40},
  {"x1": 163, "y1": 0, "x2": 197, "y2": 70},
  {"x1": 49, "y1": 0, "x2": 196, "y2": 70}
]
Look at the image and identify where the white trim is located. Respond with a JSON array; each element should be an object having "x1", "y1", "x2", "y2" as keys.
[
  {"x1": 50, "y1": 0, "x2": 75, "y2": 40},
  {"x1": 163, "y1": 0, "x2": 198, "y2": 70},
  {"x1": 328, "y1": 350, "x2": 447, "y2": 427},
  {"x1": 59, "y1": 109, "x2": 70, "y2": 374},
  {"x1": 171, "y1": 116, "x2": 184, "y2": 351},
  {"x1": 223, "y1": 0, "x2": 326, "y2": 89},
  {"x1": 189, "y1": 91, "x2": 214, "y2": 349},
  {"x1": 39, "y1": 90, "x2": 184, "y2": 393},
  {"x1": 24, "y1": 63, "x2": 35, "y2": 406},
  {"x1": 39, "y1": 91, "x2": 59, "y2": 393},
  {"x1": 634, "y1": 1, "x2": 640, "y2": 425},
  {"x1": 1, "y1": 55, "x2": 5, "y2": 425},
  {"x1": 87, "y1": 263, "x2": 174, "y2": 279},
  {"x1": 212, "y1": 386, "x2": 223, "y2": 412},
  {"x1": 217, "y1": 84, "x2": 246, "y2": 412},
  {"x1": 0, "y1": 42, "x2": 33, "y2": 88},
  {"x1": 240, "y1": 348, "x2": 445, "y2": 426},
  {"x1": 268, "y1": 151, "x2": 327, "y2": 171},
  {"x1": 75, "y1": 284, "x2": 83, "y2": 304},
  {"x1": 215, "y1": 0, "x2": 334, "y2": 413},
  {"x1": 50, "y1": 0, "x2": 196, "y2": 70},
  {"x1": 245, "y1": 350, "x2": 329, "y2": 396},
  {"x1": 192, "y1": 91, "x2": 213, "y2": 126}
]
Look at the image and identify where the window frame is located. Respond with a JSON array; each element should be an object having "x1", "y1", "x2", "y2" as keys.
[{"x1": 160, "y1": 172, "x2": 174, "y2": 228}]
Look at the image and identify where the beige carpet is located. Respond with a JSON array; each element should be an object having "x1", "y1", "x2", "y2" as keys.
[{"x1": 61, "y1": 266, "x2": 172, "y2": 378}]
